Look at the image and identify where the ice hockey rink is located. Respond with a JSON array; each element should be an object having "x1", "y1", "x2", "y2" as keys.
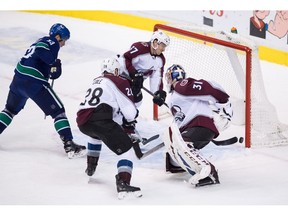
[{"x1": 0, "y1": 10, "x2": 288, "y2": 215}]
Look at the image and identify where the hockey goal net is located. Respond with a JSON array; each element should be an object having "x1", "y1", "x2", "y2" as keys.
[{"x1": 153, "y1": 23, "x2": 288, "y2": 148}]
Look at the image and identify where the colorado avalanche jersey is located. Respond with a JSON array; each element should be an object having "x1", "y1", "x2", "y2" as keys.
[
  {"x1": 118, "y1": 41, "x2": 166, "y2": 93},
  {"x1": 169, "y1": 78, "x2": 230, "y2": 138},
  {"x1": 77, "y1": 74, "x2": 138, "y2": 126},
  {"x1": 14, "y1": 36, "x2": 60, "y2": 83}
]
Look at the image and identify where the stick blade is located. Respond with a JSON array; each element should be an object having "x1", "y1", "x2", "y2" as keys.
[{"x1": 212, "y1": 136, "x2": 238, "y2": 146}]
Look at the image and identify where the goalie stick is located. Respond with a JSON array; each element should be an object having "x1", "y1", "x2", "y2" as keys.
[
  {"x1": 212, "y1": 136, "x2": 239, "y2": 146},
  {"x1": 133, "y1": 136, "x2": 241, "y2": 160}
]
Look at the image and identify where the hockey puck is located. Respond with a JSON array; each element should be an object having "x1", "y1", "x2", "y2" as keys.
[{"x1": 239, "y1": 137, "x2": 244, "y2": 143}]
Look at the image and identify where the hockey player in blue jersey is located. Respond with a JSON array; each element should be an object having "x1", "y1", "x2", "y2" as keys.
[{"x1": 0, "y1": 23, "x2": 86, "y2": 159}]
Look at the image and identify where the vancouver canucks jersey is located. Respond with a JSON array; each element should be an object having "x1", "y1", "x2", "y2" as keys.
[{"x1": 14, "y1": 36, "x2": 60, "y2": 83}]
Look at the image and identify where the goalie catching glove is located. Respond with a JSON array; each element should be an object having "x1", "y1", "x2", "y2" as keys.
[
  {"x1": 153, "y1": 90, "x2": 167, "y2": 106},
  {"x1": 50, "y1": 59, "x2": 62, "y2": 80}
]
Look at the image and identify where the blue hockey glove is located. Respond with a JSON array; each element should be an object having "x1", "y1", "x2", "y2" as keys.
[{"x1": 50, "y1": 59, "x2": 62, "y2": 80}]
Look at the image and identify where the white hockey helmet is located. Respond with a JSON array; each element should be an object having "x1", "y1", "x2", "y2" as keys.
[
  {"x1": 165, "y1": 64, "x2": 186, "y2": 92},
  {"x1": 150, "y1": 30, "x2": 170, "y2": 47},
  {"x1": 101, "y1": 58, "x2": 120, "y2": 75}
]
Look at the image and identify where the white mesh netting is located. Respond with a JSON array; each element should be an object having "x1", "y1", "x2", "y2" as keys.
[{"x1": 158, "y1": 23, "x2": 288, "y2": 147}]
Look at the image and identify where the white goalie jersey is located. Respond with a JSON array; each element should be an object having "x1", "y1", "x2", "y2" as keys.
[
  {"x1": 163, "y1": 77, "x2": 232, "y2": 185},
  {"x1": 169, "y1": 77, "x2": 231, "y2": 138}
]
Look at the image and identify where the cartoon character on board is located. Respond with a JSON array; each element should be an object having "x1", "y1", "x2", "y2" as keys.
[
  {"x1": 268, "y1": 11, "x2": 288, "y2": 39},
  {"x1": 250, "y1": 10, "x2": 270, "y2": 39}
]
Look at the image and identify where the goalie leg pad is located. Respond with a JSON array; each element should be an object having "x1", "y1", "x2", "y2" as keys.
[
  {"x1": 162, "y1": 122, "x2": 212, "y2": 181},
  {"x1": 188, "y1": 165, "x2": 211, "y2": 185},
  {"x1": 195, "y1": 163, "x2": 220, "y2": 187}
]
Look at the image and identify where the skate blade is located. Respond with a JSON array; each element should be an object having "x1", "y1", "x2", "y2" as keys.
[
  {"x1": 67, "y1": 150, "x2": 87, "y2": 159},
  {"x1": 117, "y1": 190, "x2": 143, "y2": 200},
  {"x1": 194, "y1": 182, "x2": 220, "y2": 188},
  {"x1": 195, "y1": 181, "x2": 220, "y2": 187},
  {"x1": 184, "y1": 179, "x2": 220, "y2": 188}
]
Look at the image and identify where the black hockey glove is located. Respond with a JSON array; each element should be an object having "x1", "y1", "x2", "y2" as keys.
[
  {"x1": 153, "y1": 90, "x2": 167, "y2": 106},
  {"x1": 131, "y1": 72, "x2": 144, "y2": 89},
  {"x1": 122, "y1": 117, "x2": 137, "y2": 134},
  {"x1": 50, "y1": 59, "x2": 62, "y2": 80}
]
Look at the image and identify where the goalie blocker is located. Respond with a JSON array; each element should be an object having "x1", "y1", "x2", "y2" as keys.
[{"x1": 163, "y1": 122, "x2": 220, "y2": 187}]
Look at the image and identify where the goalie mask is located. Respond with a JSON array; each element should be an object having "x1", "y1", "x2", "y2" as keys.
[
  {"x1": 150, "y1": 30, "x2": 170, "y2": 47},
  {"x1": 101, "y1": 58, "x2": 120, "y2": 76},
  {"x1": 165, "y1": 64, "x2": 186, "y2": 92}
]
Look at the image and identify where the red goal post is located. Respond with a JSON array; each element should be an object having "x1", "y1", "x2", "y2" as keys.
[{"x1": 153, "y1": 23, "x2": 288, "y2": 148}]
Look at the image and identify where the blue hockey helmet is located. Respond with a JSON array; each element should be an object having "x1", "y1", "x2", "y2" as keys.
[
  {"x1": 165, "y1": 64, "x2": 186, "y2": 92},
  {"x1": 49, "y1": 23, "x2": 70, "y2": 41}
]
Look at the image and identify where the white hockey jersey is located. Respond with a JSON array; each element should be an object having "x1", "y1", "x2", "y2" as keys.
[
  {"x1": 169, "y1": 77, "x2": 230, "y2": 138},
  {"x1": 118, "y1": 41, "x2": 166, "y2": 93},
  {"x1": 77, "y1": 74, "x2": 138, "y2": 126}
]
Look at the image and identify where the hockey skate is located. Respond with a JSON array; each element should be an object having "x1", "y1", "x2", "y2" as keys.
[
  {"x1": 115, "y1": 174, "x2": 142, "y2": 200},
  {"x1": 85, "y1": 156, "x2": 98, "y2": 176},
  {"x1": 195, "y1": 164, "x2": 220, "y2": 187},
  {"x1": 63, "y1": 139, "x2": 86, "y2": 159},
  {"x1": 165, "y1": 153, "x2": 186, "y2": 173}
]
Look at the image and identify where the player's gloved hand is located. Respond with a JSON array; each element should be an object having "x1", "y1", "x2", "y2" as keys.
[
  {"x1": 122, "y1": 117, "x2": 137, "y2": 134},
  {"x1": 50, "y1": 59, "x2": 62, "y2": 80},
  {"x1": 122, "y1": 116, "x2": 141, "y2": 143},
  {"x1": 153, "y1": 90, "x2": 167, "y2": 106},
  {"x1": 132, "y1": 72, "x2": 144, "y2": 89}
]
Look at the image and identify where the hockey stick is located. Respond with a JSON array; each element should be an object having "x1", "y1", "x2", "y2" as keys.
[
  {"x1": 138, "y1": 136, "x2": 240, "y2": 159},
  {"x1": 211, "y1": 136, "x2": 239, "y2": 146},
  {"x1": 133, "y1": 128, "x2": 160, "y2": 145},
  {"x1": 133, "y1": 141, "x2": 165, "y2": 160},
  {"x1": 44, "y1": 79, "x2": 55, "y2": 119},
  {"x1": 121, "y1": 73, "x2": 169, "y2": 108},
  {"x1": 142, "y1": 134, "x2": 160, "y2": 145},
  {"x1": 133, "y1": 136, "x2": 240, "y2": 160},
  {"x1": 132, "y1": 129, "x2": 163, "y2": 159},
  {"x1": 140, "y1": 142, "x2": 165, "y2": 159},
  {"x1": 142, "y1": 86, "x2": 169, "y2": 108}
]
